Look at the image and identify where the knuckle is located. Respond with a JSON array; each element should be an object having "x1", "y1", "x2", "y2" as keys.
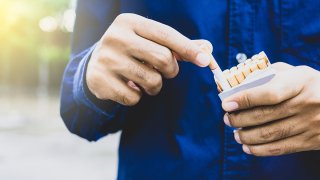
[
  {"x1": 129, "y1": 63, "x2": 148, "y2": 82},
  {"x1": 95, "y1": 51, "x2": 108, "y2": 63},
  {"x1": 267, "y1": 145, "x2": 283, "y2": 156},
  {"x1": 95, "y1": 91, "x2": 108, "y2": 100},
  {"x1": 278, "y1": 102, "x2": 290, "y2": 116},
  {"x1": 241, "y1": 93, "x2": 252, "y2": 109},
  {"x1": 115, "y1": 89, "x2": 140, "y2": 106},
  {"x1": 259, "y1": 127, "x2": 276, "y2": 140},
  {"x1": 157, "y1": 28, "x2": 171, "y2": 41},
  {"x1": 172, "y1": 64, "x2": 180, "y2": 77},
  {"x1": 259, "y1": 124, "x2": 292, "y2": 142},
  {"x1": 280, "y1": 124, "x2": 293, "y2": 139},
  {"x1": 96, "y1": 51, "x2": 119, "y2": 70},
  {"x1": 283, "y1": 144, "x2": 297, "y2": 155},
  {"x1": 122, "y1": 96, "x2": 136, "y2": 106},
  {"x1": 115, "y1": 13, "x2": 134, "y2": 23},
  {"x1": 136, "y1": 68, "x2": 147, "y2": 81},
  {"x1": 129, "y1": 44, "x2": 144, "y2": 56},
  {"x1": 103, "y1": 28, "x2": 124, "y2": 44},
  {"x1": 86, "y1": 69, "x2": 99, "y2": 84},
  {"x1": 165, "y1": 63, "x2": 179, "y2": 79},
  {"x1": 273, "y1": 94, "x2": 282, "y2": 103},
  {"x1": 250, "y1": 146, "x2": 276, "y2": 157},
  {"x1": 183, "y1": 42, "x2": 197, "y2": 59},
  {"x1": 267, "y1": 90, "x2": 282, "y2": 103},
  {"x1": 156, "y1": 52, "x2": 172, "y2": 68},
  {"x1": 312, "y1": 135, "x2": 320, "y2": 150},
  {"x1": 259, "y1": 107, "x2": 271, "y2": 117},
  {"x1": 87, "y1": 72, "x2": 108, "y2": 99},
  {"x1": 91, "y1": 83, "x2": 107, "y2": 100},
  {"x1": 126, "y1": 94, "x2": 141, "y2": 106},
  {"x1": 113, "y1": 89, "x2": 124, "y2": 104},
  {"x1": 254, "y1": 107, "x2": 273, "y2": 123},
  {"x1": 254, "y1": 109, "x2": 265, "y2": 122},
  {"x1": 157, "y1": 56, "x2": 170, "y2": 70},
  {"x1": 115, "y1": 14, "x2": 126, "y2": 22},
  {"x1": 249, "y1": 143, "x2": 296, "y2": 156},
  {"x1": 146, "y1": 73, "x2": 163, "y2": 95}
]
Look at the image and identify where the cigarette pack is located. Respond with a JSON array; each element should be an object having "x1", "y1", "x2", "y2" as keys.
[{"x1": 214, "y1": 51, "x2": 276, "y2": 101}]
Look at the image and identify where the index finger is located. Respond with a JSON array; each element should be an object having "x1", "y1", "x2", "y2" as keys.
[{"x1": 132, "y1": 15, "x2": 212, "y2": 67}]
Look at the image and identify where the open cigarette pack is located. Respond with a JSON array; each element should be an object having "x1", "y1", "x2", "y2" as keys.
[{"x1": 213, "y1": 51, "x2": 275, "y2": 101}]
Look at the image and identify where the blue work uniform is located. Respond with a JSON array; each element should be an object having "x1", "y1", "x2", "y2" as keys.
[{"x1": 60, "y1": 0, "x2": 320, "y2": 179}]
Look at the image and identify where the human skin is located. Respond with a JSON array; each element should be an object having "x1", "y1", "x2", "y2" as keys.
[
  {"x1": 86, "y1": 13, "x2": 213, "y2": 106},
  {"x1": 222, "y1": 62, "x2": 320, "y2": 156}
]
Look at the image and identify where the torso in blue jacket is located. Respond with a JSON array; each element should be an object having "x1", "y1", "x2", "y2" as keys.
[{"x1": 60, "y1": 0, "x2": 320, "y2": 179}]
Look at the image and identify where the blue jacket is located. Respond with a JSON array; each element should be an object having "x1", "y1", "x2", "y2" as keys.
[{"x1": 60, "y1": 0, "x2": 320, "y2": 179}]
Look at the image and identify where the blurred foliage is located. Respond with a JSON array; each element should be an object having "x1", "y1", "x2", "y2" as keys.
[{"x1": 0, "y1": 0, "x2": 72, "y2": 89}]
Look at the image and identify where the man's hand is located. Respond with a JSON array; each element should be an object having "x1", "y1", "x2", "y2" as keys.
[
  {"x1": 86, "y1": 13, "x2": 212, "y2": 106},
  {"x1": 222, "y1": 62, "x2": 320, "y2": 156}
]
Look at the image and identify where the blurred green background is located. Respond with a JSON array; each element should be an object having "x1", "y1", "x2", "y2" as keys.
[
  {"x1": 0, "y1": 0, "x2": 71, "y2": 92},
  {"x1": 0, "y1": 0, "x2": 119, "y2": 179}
]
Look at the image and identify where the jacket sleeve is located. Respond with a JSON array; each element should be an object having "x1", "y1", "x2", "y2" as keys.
[{"x1": 60, "y1": 0, "x2": 125, "y2": 141}]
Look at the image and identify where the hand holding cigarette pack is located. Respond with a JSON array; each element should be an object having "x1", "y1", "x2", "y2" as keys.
[{"x1": 200, "y1": 44, "x2": 275, "y2": 101}]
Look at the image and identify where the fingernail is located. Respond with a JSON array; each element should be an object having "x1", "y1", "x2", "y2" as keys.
[
  {"x1": 242, "y1": 145, "x2": 251, "y2": 154},
  {"x1": 223, "y1": 113, "x2": 231, "y2": 126},
  {"x1": 223, "y1": 101, "x2": 239, "y2": 112},
  {"x1": 234, "y1": 131, "x2": 242, "y2": 144},
  {"x1": 195, "y1": 53, "x2": 211, "y2": 67}
]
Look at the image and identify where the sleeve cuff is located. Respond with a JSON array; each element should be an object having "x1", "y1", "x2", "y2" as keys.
[{"x1": 73, "y1": 44, "x2": 122, "y2": 119}]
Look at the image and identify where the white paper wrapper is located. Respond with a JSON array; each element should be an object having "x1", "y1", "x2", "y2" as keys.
[{"x1": 218, "y1": 68, "x2": 276, "y2": 101}]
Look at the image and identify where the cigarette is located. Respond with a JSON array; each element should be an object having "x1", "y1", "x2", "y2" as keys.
[
  {"x1": 249, "y1": 62, "x2": 259, "y2": 72},
  {"x1": 213, "y1": 67, "x2": 232, "y2": 90},
  {"x1": 237, "y1": 62, "x2": 245, "y2": 68},
  {"x1": 241, "y1": 66, "x2": 251, "y2": 77},
  {"x1": 257, "y1": 59, "x2": 268, "y2": 69},
  {"x1": 244, "y1": 59, "x2": 252, "y2": 65},
  {"x1": 234, "y1": 69, "x2": 245, "y2": 83},
  {"x1": 215, "y1": 80, "x2": 223, "y2": 93},
  {"x1": 208, "y1": 54, "x2": 231, "y2": 90},
  {"x1": 258, "y1": 51, "x2": 270, "y2": 64},
  {"x1": 199, "y1": 45, "x2": 232, "y2": 91},
  {"x1": 251, "y1": 55, "x2": 259, "y2": 61},
  {"x1": 223, "y1": 69, "x2": 230, "y2": 75},
  {"x1": 226, "y1": 72, "x2": 239, "y2": 87},
  {"x1": 230, "y1": 66, "x2": 238, "y2": 72}
]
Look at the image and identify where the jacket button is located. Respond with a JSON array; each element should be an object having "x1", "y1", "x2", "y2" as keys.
[{"x1": 236, "y1": 53, "x2": 247, "y2": 63}]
